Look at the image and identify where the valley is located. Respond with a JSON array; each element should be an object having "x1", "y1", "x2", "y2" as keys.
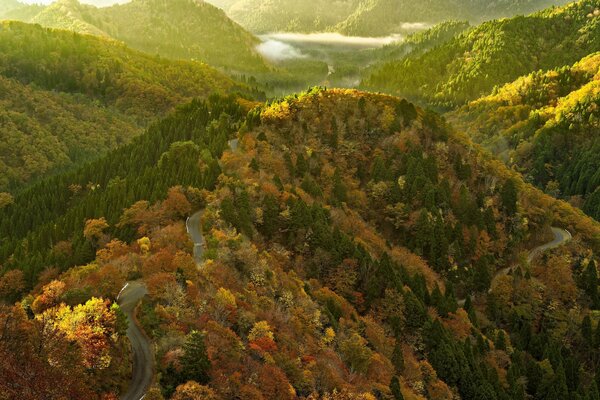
[{"x1": 0, "y1": 1, "x2": 600, "y2": 400}]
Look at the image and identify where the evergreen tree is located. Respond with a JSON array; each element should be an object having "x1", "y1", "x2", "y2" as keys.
[
  {"x1": 501, "y1": 178, "x2": 519, "y2": 215},
  {"x1": 390, "y1": 376, "x2": 404, "y2": 400},
  {"x1": 391, "y1": 343, "x2": 405, "y2": 373},
  {"x1": 180, "y1": 330, "x2": 210, "y2": 385}
]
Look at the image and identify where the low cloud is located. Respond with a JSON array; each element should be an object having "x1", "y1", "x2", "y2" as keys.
[
  {"x1": 256, "y1": 39, "x2": 307, "y2": 61},
  {"x1": 400, "y1": 22, "x2": 430, "y2": 30},
  {"x1": 260, "y1": 32, "x2": 403, "y2": 48}
]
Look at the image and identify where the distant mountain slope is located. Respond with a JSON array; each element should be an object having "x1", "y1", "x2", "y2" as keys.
[
  {"x1": 226, "y1": 0, "x2": 360, "y2": 33},
  {"x1": 367, "y1": 20, "x2": 471, "y2": 63},
  {"x1": 449, "y1": 52, "x2": 600, "y2": 220},
  {"x1": 0, "y1": 1, "x2": 45, "y2": 20},
  {"x1": 0, "y1": 21, "x2": 246, "y2": 191},
  {"x1": 6, "y1": 0, "x2": 268, "y2": 72},
  {"x1": 363, "y1": 0, "x2": 600, "y2": 107},
  {"x1": 215, "y1": 0, "x2": 568, "y2": 36},
  {"x1": 336, "y1": 0, "x2": 569, "y2": 36},
  {"x1": 31, "y1": 0, "x2": 109, "y2": 36},
  {"x1": 0, "y1": 0, "x2": 22, "y2": 15},
  {"x1": 94, "y1": 0, "x2": 266, "y2": 72}
]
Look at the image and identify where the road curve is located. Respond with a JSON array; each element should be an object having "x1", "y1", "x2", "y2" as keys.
[
  {"x1": 118, "y1": 138, "x2": 235, "y2": 399},
  {"x1": 459, "y1": 227, "x2": 572, "y2": 305},
  {"x1": 527, "y1": 227, "x2": 572, "y2": 263},
  {"x1": 118, "y1": 282, "x2": 153, "y2": 400}
]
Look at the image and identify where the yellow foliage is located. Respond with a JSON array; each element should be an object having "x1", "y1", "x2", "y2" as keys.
[
  {"x1": 249, "y1": 320, "x2": 274, "y2": 341},
  {"x1": 137, "y1": 236, "x2": 151, "y2": 254},
  {"x1": 215, "y1": 287, "x2": 237, "y2": 309}
]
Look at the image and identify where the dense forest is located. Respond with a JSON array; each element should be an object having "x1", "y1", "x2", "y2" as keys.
[
  {"x1": 3, "y1": 0, "x2": 268, "y2": 72},
  {"x1": 2, "y1": 89, "x2": 600, "y2": 399},
  {"x1": 2, "y1": 1, "x2": 600, "y2": 399},
  {"x1": 0, "y1": 21, "x2": 255, "y2": 192},
  {"x1": 212, "y1": 0, "x2": 569, "y2": 36},
  {"x1": 449, "y1": 52, "x2": 600, "y2": 220},
  {"x1": 363, "y1": 0, "x2": 600, "y2": 107}
]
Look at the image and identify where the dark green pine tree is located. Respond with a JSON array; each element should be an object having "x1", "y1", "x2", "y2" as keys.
[
  {"x1": 332, "y1": 168, "x2": 348, "y2": 204},
  {"x1": 501, "y1": 178, "x2": 519, "y2": 215},
  {"x1": 463, "y1": 296, "x2": 477, "y2": 326},
  {"x1": 391, "y1": 343, "x2": 405, "y2": 373},
  {"x1": 495, "y1": 330, "x2": 507, "y2": 351},
  {"x1": 390, "y1": 376, "x2": 404, "y2": 400},
  {"x1": 180, "y1": 330, "x2": 210, "y2": 385}
]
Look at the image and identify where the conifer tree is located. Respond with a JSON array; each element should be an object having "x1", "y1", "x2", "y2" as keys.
[{"x1": 180, "y1": 330, "x2": 210, "y2": 385}]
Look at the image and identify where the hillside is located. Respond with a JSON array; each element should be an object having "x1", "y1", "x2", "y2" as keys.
[
  {"x1": 215, "y1": 0, "x2": 568, "y2": 36},
  {"x1": 449, "y1": 52, "x2": 600, "y2": 220},
  {"x1": 363, "y1": 0, "x2": 600, "y2": 107},
  {"x1": 0, "y1": 1, "x2": 44, "y2": 20},
  {"x1": 0, "y1": 20, "x2": 248, "y2": 192},
  {"x1": 8, "y1": 0, "x2": 268, "y2": 72},
  {"x1": 367, "y1": 20, "x2": 471, "y2": 63},
  {"x1": 226, "y1": 0, "x2": 359, "y2": 34},
  {"x1": 1, "y1": 89, "x2": 600, "y2": 399},
  {"x1": 335, "y1": 0, "x2": 569, "y2": 36}
]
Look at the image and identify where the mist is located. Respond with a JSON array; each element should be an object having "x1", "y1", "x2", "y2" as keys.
[
  {"x1": 261, "y1": 32, "x2": 403, "y2": 48},
  {"x1": 257, "y1": 39, "x2": 307, "y2": 61},
  {"x1": 256, "y1": 32, "x2": 406, "y2": 62}
]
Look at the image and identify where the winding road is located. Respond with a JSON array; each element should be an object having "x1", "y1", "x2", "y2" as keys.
[
  {"x1": 118, "y1": 282, "x2": 153, "y2": 400},
  {"x1": 459, "y1": 227, "x2": 572, "y2": 305},
  {"x1": 117, "y1": 138, "x2": 237, "y2": 399}
]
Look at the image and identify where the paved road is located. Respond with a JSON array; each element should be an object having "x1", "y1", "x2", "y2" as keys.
[
  {"x1": 186, "y1": 211, "x2": 205, "y2": 264},
  {"x1": 118, "y1": 282, "x2": 153, "y2": 400},
  {"x1": 117, "y1": 138, "x2": 235, "y2": 399},
  {"x1": 527, "y1": 227, "x2": 572, "y2": 263},
  {"x1": 459, "y1": 227, "x2": 572, "y2": 305},
  {"x1": 228, "y1": 138, "x2": 239, "y2": 152}
]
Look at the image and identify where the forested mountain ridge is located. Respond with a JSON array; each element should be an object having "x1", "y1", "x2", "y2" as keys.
[
  {"x1": 1, "y1": 89, "x2": 600, "y2": 399},
  {"x1": 363, "y1": 0, "x2": 600, "y2": 107},
  {"x1": 335, "y1": 0, "x2": 569, "y2": 36},
  {"x1": 449, "y1": 52, "x2": 600, "y2": 220},
  {"x1": 213, "y1": 0, "x2": 568, "y2": 36},
  {"x1": 367, "y1": 20, "x2": 471, "y2": 64},
  {"x1": 4, "y1": 0, "x2": 268, "y2": 72},
  {"x1": 0, "y1": 21, "x2": 251, "y2": 192}
]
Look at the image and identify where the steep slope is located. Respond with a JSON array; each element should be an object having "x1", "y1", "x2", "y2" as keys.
[
  {"x1": 336, "y1": 0, "x2": 569, "y2": 36},
  {"x1": 363, "y1": 0, "x2": 600, "y2": 107},
  {"x1": 20, "y1": 0, "x2": 268, "y2": 72},
  {"x1": 30, "y1": 0, "x2": 109, "y2": 36},
  {"x1": 449, "y1": 52, "x2": 600, "y2": 220},
  {"x1": 218, "y1": 0, "x2": 567, "y2": 36},
  {"x1": 0, "y1": 0, "x2": 23, "y2": 15},
  {"x1": 1, "y1": 89, "x2": 600, "y2": 399},
  {"x1": 0, "y1": 1, "x2": 45, "y2": 20},
  {"x1": 0, "y1": 21, "x2": 247, "y2": 191},
  {"x1": 226, "y1": 0, "x2": 360, "y2": 33},
  {"x1": 367, "y1": 20, "x2": 471, "y2": 63}
]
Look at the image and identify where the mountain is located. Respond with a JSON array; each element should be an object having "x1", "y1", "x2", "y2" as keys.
[
  {"x1": 0, "y1": 20, "x2": 250, "y2": 192},
  {"x1": 0, "y1": 1, "x2": 45, "y2": 20},
  {"x1": 367, "y1": 20, "x2": 471, "y2": 63},
  {"x1": 1, "y1": 89, "x2": 599, "y2": 399},
  {"x1": 214, "y1": 0, "x2": 568, "y2": 36},
  {"x1": 225, "y1": 0, "x2": 359, "y2": 34},
  {"x1": 0, "y1": 0, "x2": 21, "y2": 14},
  {"x1": 363, "y1": 0, "x2": 600, "y2": 107},
  {"x1": 449, "y1": 52, "x2": 600, "y2": 220},
  {"x1": 8, "y1": 0, "x2": 268, "y2": 72},
  {"x1": 335, "y1": 0, "x2": 569, "y2": 36}
]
